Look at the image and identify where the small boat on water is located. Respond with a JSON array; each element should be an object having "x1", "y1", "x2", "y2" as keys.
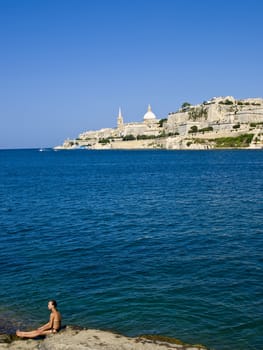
[{"x1": 39, "y1": 148, "x2": 51, "y2": 152}]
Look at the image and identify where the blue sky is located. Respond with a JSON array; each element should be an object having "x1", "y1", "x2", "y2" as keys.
[{"x1": 1, "y1": 0, "x2": 263, "y2": 148}]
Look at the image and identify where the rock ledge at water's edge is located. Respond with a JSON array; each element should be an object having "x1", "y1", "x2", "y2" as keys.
[{"x1": 0, "y1": 326, "x2": 209, "y2": 350}]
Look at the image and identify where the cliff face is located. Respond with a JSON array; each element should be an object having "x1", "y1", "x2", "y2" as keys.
[
  {"x1": 165, "y1": 97, "x2": 263, "y2": 136},
  {"x1": 54, "y1": 96, "x2": 263, "y2": 150}
]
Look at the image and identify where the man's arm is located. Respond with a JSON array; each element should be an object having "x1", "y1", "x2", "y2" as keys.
[{"x1": 38, "y1": 314, "x2": 54, "y2": 331}]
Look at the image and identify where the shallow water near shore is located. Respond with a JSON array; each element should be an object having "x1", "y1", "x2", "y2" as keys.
[{"x1": 0, "y1": 149, "x2": 262, "y2": 349}]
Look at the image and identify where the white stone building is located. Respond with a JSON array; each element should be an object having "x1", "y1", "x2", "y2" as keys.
[{"x1": 78, "y1": 105, "x2": 161, "y2": 141}]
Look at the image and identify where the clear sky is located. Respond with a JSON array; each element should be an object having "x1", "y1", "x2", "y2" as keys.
[{"x1": 1, "y1": 0, "x2": 263, "y2": 149}]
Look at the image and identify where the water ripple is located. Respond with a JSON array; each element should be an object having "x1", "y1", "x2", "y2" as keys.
[{"x1": 0, "y1": 149, "x2": 262, "y2": 350}]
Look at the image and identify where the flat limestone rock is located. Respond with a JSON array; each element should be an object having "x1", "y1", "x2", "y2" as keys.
[{"x1": 0, "y1": 327, "x2": 208, "y2": 350}]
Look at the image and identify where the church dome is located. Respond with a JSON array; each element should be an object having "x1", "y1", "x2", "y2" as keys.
[{"x1": 143, "y1": 104, "x2": 157, "y2": 120}]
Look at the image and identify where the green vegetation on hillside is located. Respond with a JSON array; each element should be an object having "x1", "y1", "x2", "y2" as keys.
[
  {"x1": 122, "y1": 134, "x2": 136, "y2": 141},
  {"x1": 181, "y1": 102, "x2": 191, "y2": 109},
  {"x1": 199, "y1": 126, "x2": 213, "y2": 133},
  {"x1": 188, "y1": 106, "x2": 208, "y2": 120},
  {"x1": 158, "y1": 118, "x2": 167, "y2": 127},
  {"x1": 237, "y1": 101, "x2": 261, "y2": 106},
  {"x1": 232, "y1": 123, "x2": 240, "y2": 129},
  {"x1": 188, "y1": 125, "x2": 198, "y2": 133},
  {"x1": 250, "y1": 122, "x2": 263, "y2": 128},
  {"x1": 219, "y1": 99, "x2": 234, "y2": 105},
  {"x1": 99, "y1": 138, "x2": 111, "y2": 144},
  {"x1": 188, "y1": 126, "x2": 213, "y2": 134},
  {"x1": 137, "y1": 134, "x2": 158, "y2": 140},
  {"x1": 213, "y1": 134, "x2": 254, "y2": 148}
]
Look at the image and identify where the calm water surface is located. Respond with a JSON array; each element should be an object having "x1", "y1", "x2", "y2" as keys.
[{"x1": 0, "y1": 149, "x2": 262, "y2": 350}]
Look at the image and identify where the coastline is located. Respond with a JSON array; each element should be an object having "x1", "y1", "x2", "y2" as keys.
[
  {"x1": 0, "y1": 325, "x2": 209, "y2": 350},
  {"x1": 54, "y1": 96, "x2": 263, "y2": 151}
]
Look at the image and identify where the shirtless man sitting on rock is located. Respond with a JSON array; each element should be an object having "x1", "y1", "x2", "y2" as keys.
[{"x1": 16, "y1": 300, "x2": 62, "y2": 338}]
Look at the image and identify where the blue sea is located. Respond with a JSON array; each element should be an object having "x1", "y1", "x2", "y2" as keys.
[{"x1": 0, "y1": 149, "x2": 262, "y2": 349}]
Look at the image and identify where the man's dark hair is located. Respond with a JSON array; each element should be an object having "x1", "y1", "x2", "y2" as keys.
[{"x1": 50, "y1": 300, "x2": 57, "y2": 308}]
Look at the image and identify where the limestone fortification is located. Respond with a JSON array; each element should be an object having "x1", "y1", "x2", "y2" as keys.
[{"x1": 54, "y1": 96, "x2": 263, "y2": 150}]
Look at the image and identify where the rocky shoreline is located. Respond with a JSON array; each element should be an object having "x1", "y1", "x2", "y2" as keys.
[{"x1": 0, "y1": 326, "x2": 209, "y2": 350}]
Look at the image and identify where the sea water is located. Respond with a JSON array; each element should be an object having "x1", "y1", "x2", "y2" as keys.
[{"x1": 0, "y1": 149, "x2": 262, "y2": 350}]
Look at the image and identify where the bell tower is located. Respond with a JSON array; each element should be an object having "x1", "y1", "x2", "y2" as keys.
[{"x1": 117, "y1": 107, "x2": 124, "y2": 129}]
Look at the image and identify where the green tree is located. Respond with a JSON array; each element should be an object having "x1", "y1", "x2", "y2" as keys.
[
  {"x1": 233, "y1": 123, "x2": 240, "y2": 129},
  {"x1": 158, "y1": 118, "x2": 167, "y2": 127},
  {"x1": 99, "y1": 138, "x2": 110, "y2": 144},
  {"x1": 188, "y1": 125, "x2": 198, "y2": 133},
  {"x1": 122, "y1": 134, "x2": 136, "y2": 141},
  {"x1": 181, "y1": 102, "x2": 191, "y2": 109}
]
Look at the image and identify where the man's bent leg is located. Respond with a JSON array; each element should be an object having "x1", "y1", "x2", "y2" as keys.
[{"x1": 16, "y1": 329, "x2": 42, "y2": 338}]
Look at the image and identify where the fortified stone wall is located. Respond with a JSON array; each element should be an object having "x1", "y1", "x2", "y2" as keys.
[{"x1": 165, "y1": 97, "x2": 263, "y2": 136}]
